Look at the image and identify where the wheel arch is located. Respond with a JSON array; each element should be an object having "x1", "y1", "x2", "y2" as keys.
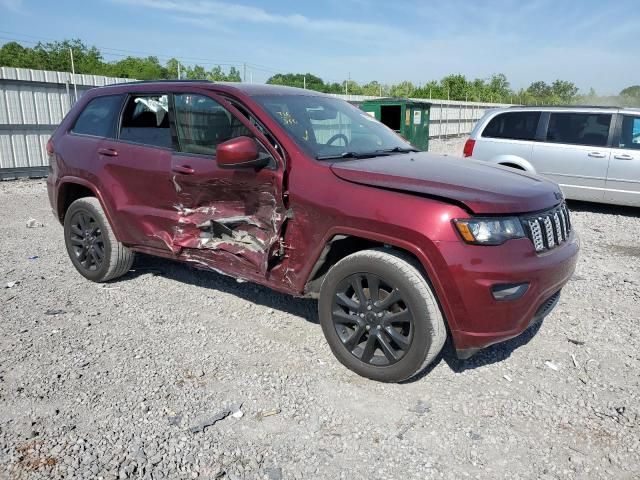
[
  {"x1": 492, "y1": 154, "x2": 535, "y2": 172},
  {"x1": 302, "y1": 229, "x2": 455, "y2": 332},
  {"x1": 57, "y1": 177, "x2": 125, "y2": 242}
]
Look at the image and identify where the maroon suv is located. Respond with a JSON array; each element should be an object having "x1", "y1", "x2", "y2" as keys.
[{"x1": 46, "y1": 81, "x2": 579, "y2": 382}]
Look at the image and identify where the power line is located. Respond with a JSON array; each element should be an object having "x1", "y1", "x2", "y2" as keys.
[{"x1": 0, "y1": 31, "x2": 277, "y2": 71}]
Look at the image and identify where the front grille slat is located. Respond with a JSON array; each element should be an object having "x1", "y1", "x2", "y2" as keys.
[{"x1": 523, "y1": 203, "x2": 572, "y2": 253}]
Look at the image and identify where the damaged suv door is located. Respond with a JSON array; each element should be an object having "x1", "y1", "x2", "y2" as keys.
[{"x1": 167, "y1": 92, "x2": 287, "y2": 275}]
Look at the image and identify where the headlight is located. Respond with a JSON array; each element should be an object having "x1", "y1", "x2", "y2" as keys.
[{"x1": 453, "y1": 217, "x2": 525, "y2": 245}]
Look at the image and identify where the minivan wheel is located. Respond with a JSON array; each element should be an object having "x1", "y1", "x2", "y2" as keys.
[
  {"x1": 319, "y1": 248, "x2": 446, "y2": 382},
  {"x1": 64, "y1": 197, "x2": 135, "y2": 282}
]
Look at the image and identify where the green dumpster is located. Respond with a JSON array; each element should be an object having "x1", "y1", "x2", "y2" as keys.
[{"x1": 359, "y1": 98, "x2": 431, "y2": 151}]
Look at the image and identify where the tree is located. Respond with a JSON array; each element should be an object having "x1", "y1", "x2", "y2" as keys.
[
  {"x1": 390, "y1": 81, "x2": 415, "y2": 98},
  {"x1": 266, "y1": 73, "x2": 326, "y2": 91},
  {"x1": 0, "y1": 41, "x2": 39, "y2": 69},
  {"x1": 108, "y1": 56, "x2": 166, "y2": 79},
  {"x1": 551, "y1": 80, "x2": 578, "y2": 103},
  {"x1": 621, "y1": 85, "x2": 640, "y2": 98},
  {"x1": 527, "y1": 81, "x2": 552, "y2": 99}
]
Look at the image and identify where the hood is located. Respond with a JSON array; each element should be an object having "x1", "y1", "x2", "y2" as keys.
[{"x1": 329, "y1": 152, "x2": 563, "y2": 214}]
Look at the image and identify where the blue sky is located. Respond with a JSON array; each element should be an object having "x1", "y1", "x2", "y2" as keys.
[{"x1": 1, "y1": 0, "x2": 638, "y2": 93}]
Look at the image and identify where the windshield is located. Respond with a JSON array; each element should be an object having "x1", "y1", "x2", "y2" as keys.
[{"x1": 252, "y1": 94, "x2": 414, "y2": 159}]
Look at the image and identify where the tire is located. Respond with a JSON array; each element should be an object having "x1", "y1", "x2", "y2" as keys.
[
  {"x1": 318, "y1": 248, "x2": 446, "y2": 382},
  {"x1": 63, "y1": 197, "x2": 135, "y2": 282}
]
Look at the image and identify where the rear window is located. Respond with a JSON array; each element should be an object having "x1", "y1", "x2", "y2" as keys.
[
  {"x1": 71, "y1": 95, "x2": 123, "y2": 138},
  {"x1": 482, "y1": 111, "x2": 540, "y2": 141},
  {"x1": 119, "y1": 94, "x2": 171, "y2": 148},
  {"x1": 546, "y1": 113, "x2": 611, "y2": 147}
]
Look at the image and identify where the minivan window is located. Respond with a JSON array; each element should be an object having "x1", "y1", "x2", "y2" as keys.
[
  {"x1": 619, "y1": 115, "x2": 640, "y2": 150},
  {"x1": 546, "y1": 112, "x2": 611, "y2": 147},
  {"x1": 174, "y1": 93, "x2": 251, "y2": 155},
  {"x1": 71, "y1": 95, "x2": 123, "y2": 138},
  {"x1": 119, "y1": 94, "x2": 171, "y2": 148},
  {"x1": 482, "y1": 111, "x2": 540, "y2": 141}
]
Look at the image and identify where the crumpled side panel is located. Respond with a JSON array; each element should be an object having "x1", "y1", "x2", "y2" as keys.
[{"x1": 170, "y1": 178, "x2": 286, "y2": 273}]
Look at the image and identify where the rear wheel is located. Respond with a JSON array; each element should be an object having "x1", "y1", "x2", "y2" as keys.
[
  {"x1": 319, "y1": 248, "x2": 446, "y2": 382},
  {"x1": 64, "y1": 197, "x2": 134, "y2": 282}
]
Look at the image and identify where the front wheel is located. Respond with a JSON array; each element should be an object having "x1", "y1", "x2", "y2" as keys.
[
  {"x1": 64, "y1": 197, "x2": 135, "y2": 282},
  {"x1": 318, "y1": 248, "x2": 446, "y2": 382}
]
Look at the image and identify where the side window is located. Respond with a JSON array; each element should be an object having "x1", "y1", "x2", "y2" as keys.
[
  {"x1": 174, "y1": 93, "x2": 251, "y2": 155},
  {"x1": 71, "y1": 95, "x2": 123, "y2": 138},
  {"x1": 119, "y1": 94, "x2": 171, "y2": 148},
  {"x1": 546, "y1": 113, "x2": 611, "y2": 147},
  {"x1": 619, "y1": 115, "x2": 640, "y2": 150},
  {"x1": 482, "y1": 111, "x2": 540, "y2": 141}
]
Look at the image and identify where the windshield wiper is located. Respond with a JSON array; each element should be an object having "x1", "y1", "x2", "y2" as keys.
[
  {"x1": 316, "y1": 151, "x2": 385, "y2": 161},
  {"x1": 376, "y1": 146, "x2": 420, "y2": 154}
]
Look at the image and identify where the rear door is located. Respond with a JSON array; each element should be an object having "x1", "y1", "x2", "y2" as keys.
[
  {"x1": 530, "y1": 111, "x2": 613, "y2": 202},
  {"x1": 605, "y1": 113, "x2": 640, "y2": 206},
  {"x1": 168, "y1": 90, "x2": 287, "y2": 276}
]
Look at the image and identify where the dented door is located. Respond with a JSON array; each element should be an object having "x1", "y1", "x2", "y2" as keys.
[{"x1": 168, "y1": 91, "x2": 287, "y2": 276}]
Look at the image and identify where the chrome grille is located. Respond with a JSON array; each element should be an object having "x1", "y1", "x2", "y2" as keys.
[{"x1": 524, "y1": 203, "x2": 572, "y2": 252}]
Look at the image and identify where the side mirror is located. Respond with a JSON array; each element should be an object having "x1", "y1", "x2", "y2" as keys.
[{"x1": 216, "y1": 136, "x2": 270, "y2": 169}]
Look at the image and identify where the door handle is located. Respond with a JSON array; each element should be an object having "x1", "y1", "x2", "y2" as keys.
[
  {"x1": 614, "y1": 154, "x2": 634, "y2": 160},
  {"x1": 587, "y1": 152, "x2": 606, "y2": 158},
  {"x1": 172, "y1": 165, "x2": 195, "y2": 174},
  {"x1": 98, "y1": 147, "x2": 118, "y2": 157}
]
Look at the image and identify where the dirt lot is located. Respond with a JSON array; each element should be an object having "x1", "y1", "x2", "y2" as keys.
[{"x1": 0, "y1": 178, "x2": 639, "y2": 480}]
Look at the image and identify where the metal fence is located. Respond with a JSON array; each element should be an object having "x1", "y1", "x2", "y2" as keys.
[
  {"x1": 0, "y1": 67, "x2": 131, "y2": 178},
  {"x1": 0, "y1": 67, "x2": 509, "y2": 178}
]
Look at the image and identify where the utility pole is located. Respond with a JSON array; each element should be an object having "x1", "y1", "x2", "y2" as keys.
[
  {"x1": 303, "y1": 75, "x2": 306, "y2": 89},
  {"x1": 243, "y1": 62, "x2": 246, "y2": 82},
  {"x1": 69, "y1": 47, "x2": 78, "y2": 103},
  {"x1": 346, "y1": 72, "x2": 350, "y2": 96},
  {"x1": 177, "y1": 61, "x2": 181, "y2": 80},
  {"x1": 379, "y1": 84, "x2": 382, "y2": 97}
]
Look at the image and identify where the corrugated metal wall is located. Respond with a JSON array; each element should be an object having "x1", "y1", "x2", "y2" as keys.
[
  {"x1": 0, "y1": 67, "x2": 510, "y2": 177},
  {"x1": 0, "y1": 67, "x2": 131, "y2": 175}
]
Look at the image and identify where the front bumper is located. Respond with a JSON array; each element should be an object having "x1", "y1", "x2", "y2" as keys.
[
  {"x1": 432, "y1": 230, "x2": 579, "y2": 357},
  {"x1": 455, "y1": 289, "x2": 561, "y2": 359}
]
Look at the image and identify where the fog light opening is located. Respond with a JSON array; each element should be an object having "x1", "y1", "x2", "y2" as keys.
[{"x1": 491, "y1": 283, "x2": 529, "y2": 301}]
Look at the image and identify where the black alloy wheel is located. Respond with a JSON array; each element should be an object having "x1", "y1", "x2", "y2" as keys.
[
  {"x1": 331, "y1": 273, "x2": 413, "y2": 366},
  {"x1": 68, "y1": 209, "x2": 105, "y2": 272}
]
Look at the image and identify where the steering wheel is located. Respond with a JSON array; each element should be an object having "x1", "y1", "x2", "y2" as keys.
[{"x1": 326, "y1": 133, "x2": 349, "y2": 146}]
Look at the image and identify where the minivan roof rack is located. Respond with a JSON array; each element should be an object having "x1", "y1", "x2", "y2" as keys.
[{"x1": 507, "y1": 105, "x2": 620, "y2": 109}]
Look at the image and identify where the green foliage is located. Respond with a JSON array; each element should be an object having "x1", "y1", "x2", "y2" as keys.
[
  {"x1": 620, "y1": 85, "x2": 640, "y2": 98},
  {"x1": 0, "y1": 39, "x2": 241, "y2": 82}
]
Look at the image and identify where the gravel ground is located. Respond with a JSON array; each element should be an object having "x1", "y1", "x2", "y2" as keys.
[
  {"x1": 1, "y1": 178, "x2": 639, "y2": 480},
  {"x1": 428, "y1": 136, "x2": 467, "y2": 156}
]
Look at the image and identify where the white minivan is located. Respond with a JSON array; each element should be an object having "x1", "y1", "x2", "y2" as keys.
[{"x1": 464, "y1": 107, "x2": 640, "y2": 207}]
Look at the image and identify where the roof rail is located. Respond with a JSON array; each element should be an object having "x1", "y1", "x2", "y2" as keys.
[{"x1": 111, "y1": 79, "x2": 214, "y2": 86}]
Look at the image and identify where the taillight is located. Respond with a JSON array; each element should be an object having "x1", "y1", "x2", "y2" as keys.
[
  {"x1": 46, "y1": 138, "x2": 54, "y2": 156},
  {"x1": 463, "y1": 139, "x2": 475, "y2": 158}
]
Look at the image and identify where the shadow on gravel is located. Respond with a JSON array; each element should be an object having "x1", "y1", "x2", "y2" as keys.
[
  {"x1": 403, "y1": 320, "x2": 545, "y2": 383},
  {"x1": 124, "y1": 253, "x2": 320, "y2": 323},
  {"x1": 567, "y1": 200, "x2": 640, "y2": 218}
]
